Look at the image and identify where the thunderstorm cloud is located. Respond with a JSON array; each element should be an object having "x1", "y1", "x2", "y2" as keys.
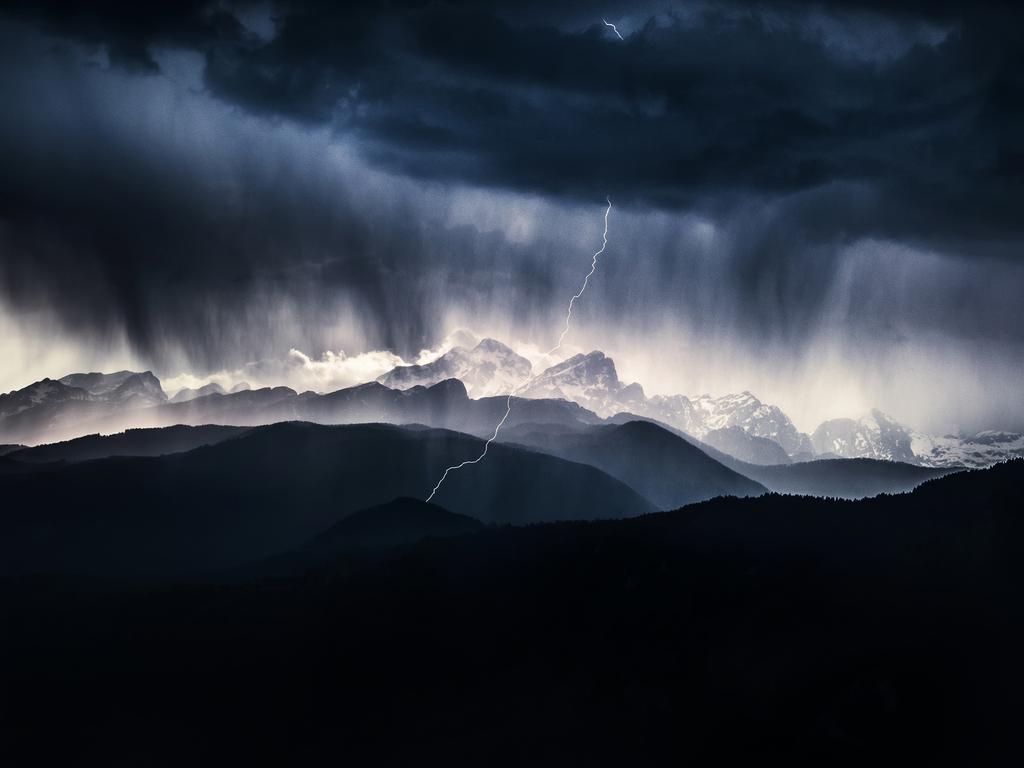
[{"x1": 1, "y1": 1, "x2": 1022, "y2": 433}]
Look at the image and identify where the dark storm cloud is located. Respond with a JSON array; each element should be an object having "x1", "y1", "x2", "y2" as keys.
[
  {"x1": 0, "y1": 0, "x2": 242, "y2": 70},
  {"x1": 0, "y1": 23, "x2": 569, "y2": 367},
  {"x1": 5, "y1": 0, "x2": 1023, "y2": 254}
]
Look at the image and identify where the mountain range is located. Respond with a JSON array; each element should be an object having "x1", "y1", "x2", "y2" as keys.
[
  {"x1": 378, "y1": 338, "x2": 1022, "y2": 468},
  {"x1": 0, "y1": 362, "x2": 1016, "y2": 757},
  {"x1": 0, "y1": 371, "x2": 167, "y2": 445},
  {"x1": 0, "y1": 413, "x2": 951, "y2": 515},
  {"x1": 0, "y1": 422, "x2": 655, "y2": 578},
  {"x1": 2, "y1": 338, "x2": 1021, "y2": 468},
  {"x1": 378, "y1": 337, "x2": 532, "y2": 397}
]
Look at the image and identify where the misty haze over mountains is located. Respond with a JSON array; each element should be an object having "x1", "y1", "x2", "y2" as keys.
[
  {"x1": 380, "y1": 337, "x2": 1024, "y2": 469},
  {"x1": 2, "y1": 335, "x2": 1021, "y2": 472}
]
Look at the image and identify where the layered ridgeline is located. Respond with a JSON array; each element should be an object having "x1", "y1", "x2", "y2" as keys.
[
  {"x1": 378, "y1": 338, "x2": 1023, "y2": 468},
  {"x1": 0, "y1": 422, "x2": 654, "y2": 578},
  {"x1": 0, "y1": 411, "x2": 1005, "y2": 585},
  {"x1": 0, "y1": 416, "x2": 947, "y2": 508},
  {"x1": 0, "y1": 373, "x2": 606, "y2": 447},
  {"x1": 2, "y1": 337, "x2": 1022, "y2": 467}
]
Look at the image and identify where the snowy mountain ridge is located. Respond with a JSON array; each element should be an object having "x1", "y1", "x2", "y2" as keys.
[
  {"x1": 377, "y1": 340, "x2": 812, "y2": 462},
  {"x1": 376, "y1": 338, "x2": 1022, "y2": 467},
  {"x1": 2, "y1": 342, "x2": 1021, "y2": 468},
  {"x1": 378, "y1": 338, "x2": 531, "y2": 398}
]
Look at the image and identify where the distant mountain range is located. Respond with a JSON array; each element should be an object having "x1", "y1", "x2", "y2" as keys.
[
  {"x1": 1, "y1": 416, "x2": 951, "y2": 507},
  {"x1": 378, "y1": 337, "x2": 531, "y2": 397},
  {"x1": 517, "y1": 349, "x2": 814, "y2": 457},
  {"x1": 2, "y1": 339, "x2": 1022, "y2": 468},
  {"x1": 813, "y1": 409, "x2": 1024, "y2": 468},
  {"x1": 170, "y1": 382, "x2": 226, "y2": 402},
  {"x1": 378, "y1": 338, "x2": 1023, "y2": 468},
  {"x1": 0, "y1": 371, "x2": 167, "y2": 445}
]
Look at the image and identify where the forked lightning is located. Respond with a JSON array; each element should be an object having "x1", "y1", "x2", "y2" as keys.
[
  {"x1": 602, "y1": 19, "x2": 624, "y2": 40},
  {"x1": 426, "y1": 197, "x2": 613, "y2": 502}
]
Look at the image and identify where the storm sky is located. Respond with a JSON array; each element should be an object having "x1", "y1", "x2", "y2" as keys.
[{"x1": 1, "y1": 1, "x2": 1022, "y2": 433}]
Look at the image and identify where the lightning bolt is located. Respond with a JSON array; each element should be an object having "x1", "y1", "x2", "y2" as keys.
[
  {"x1": 426, "y1": 196, "x2": 613, "y2": 502},
  {"x1": 602, "y1": 18, "x2": 624, "y2": 41}
]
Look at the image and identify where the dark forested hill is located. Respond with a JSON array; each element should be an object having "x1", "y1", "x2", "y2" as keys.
[
  {"x1": 306, "y1": 496, "x2": 484, "y2": 554},
  {"x1": 1, "y1": 461, "x2": 1020, "y2": 765},
  {"x1": 0, "y1": 422, "x2": 652, "y2": 578},
  {"x1": 5, "y1": 424, "x2": 250, "y2": 463}
]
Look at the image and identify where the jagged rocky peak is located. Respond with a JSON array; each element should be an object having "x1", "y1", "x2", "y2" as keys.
[
  {"x1": 2, "y1": 370, "x2": 168, "y2": 419},
  {"x1": 474, "y1": 337, "x2": 512, "y2": 354},
  {"x1": 61, "y1": 370, "x2": 142, "y2": 396},
  {"x1": 649, "y1": 389, "x2": 811, "y2": 457},
  {"x1": 806, "y1": 409, "x2": 1024, "y2": 468},
  {"x1": 378, "y1": 338, "x2": 531, "y2": 398},
  {"x1": 378, "y1": 338, "x2": 822, "y2": 460},
  {"x1": 709, "y1": 390, "x2": 758, "y2": 407},
  {"x1": 170, "y1": 382, "x2": 227, "y2": 404},
  {"x1": 537, "y1": 350, "x2": 619, "y2": 386},
  {"x1": 107, "y1": 372, "x2": 168, "y2": 406},
  {"x1": 0, "y1": 378, "x2": 92, "y2": 419},
  {"x1": 523, "y1": 351, "x2": 646, "y2": 418},
  {"x1": 466, "y1": 338, "x2": 532, "y2": 372},
  {"x1": 910, "y1": 428, "x2": 1024, "y2": 468},
  {"x1": 58, "y1": 371, "x2": 127, "y2": 395},
  {"x1": 521, "y1": 352, "x2": 811, "y2": 457},
  {"x1": 644, "y1": 393, "x2": 698, "y2": 422},
  {"x1": 812, "y1": 409, "x2": 915, "y2": 464},
  {"x1": 58, "y1": 370, "x2": 167, "y2": 405},
  {"x1": 0, "y1": 370, "x2": 168, "y2": 444},
  {"x1": 27, "y1": 378, "x2": 88, "y2": 401}
]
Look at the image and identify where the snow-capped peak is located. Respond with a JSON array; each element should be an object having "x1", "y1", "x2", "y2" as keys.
[
  {"x1": 520, "y1": 351, "x2": 646, "y2": 417},
  {"x1": 377, "y1": 338, "x2": 531, "y2": 398},
  {"x1": 910, "y1": 428, "x2": 1024, "y2": 468},
  {"x1": 811, "y1": 410, "x2": 916, "y2": 464}
]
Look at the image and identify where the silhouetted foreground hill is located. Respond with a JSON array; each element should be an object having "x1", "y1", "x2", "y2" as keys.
[
  {"x1": 305, "y1": 496, "x2": 483, "y2": 554},
  {"x1": 1, "y1": 461, "x2": 1020, "y2": 765},
  {"x1": 0, "y1": 422, "x2": 651, "y2": 578},
  {"x1": 5, "y1": 424, "x2": 250, "y2": 464},
  {"x1": 229, "y1": 496, "x2": 487, "y2": 580}
]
